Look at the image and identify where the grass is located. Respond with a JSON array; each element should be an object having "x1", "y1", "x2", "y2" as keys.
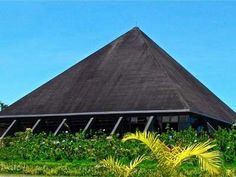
[
  {"x1": 0, "y1": 160, "x2": 235, "y2": 176},
  {"x1": 0, "y1": 175, "x2": 70, "y2": 177},
  {"x1": 0, "y1": 175, "x2": 81, "y2": 177}
]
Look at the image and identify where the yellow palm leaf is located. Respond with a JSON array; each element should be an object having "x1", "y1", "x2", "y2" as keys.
[
  {"x1": 125, "y1": 155, "x2": 148, "y2": 176},
  {"x1": 123, "y1": 131, "x2": 222, "y2": 176},
  {"x1": 173, "y1": 140, "x2": 222, "y2": 175},
  {"x1": 122, "y1": 131, "x2": 174, "y2": 175},
  {"x1": 100, "y1": 155, "x2": 147, "y2": 177},
  {"x1": 100, "y1": 156, "x2": 126, "y2": 176},
  {"x1": 122, "y1": 131, "x2": 169, "y2": 157}
]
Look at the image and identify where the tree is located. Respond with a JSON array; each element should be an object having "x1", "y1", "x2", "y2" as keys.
[{"x1": 0, "y1": 101, "x2": 8, "y2": 111}]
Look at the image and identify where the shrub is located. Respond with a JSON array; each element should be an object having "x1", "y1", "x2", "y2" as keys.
[
  {"x1": 0, "y1": 130, "x2": 147, "y2": 162},
  {"x1": 0, "y1": 127, "x2": 235, "y2": 176},
  {"x1": 213, "y1": 127, "x2": 236, "y2": 163}
]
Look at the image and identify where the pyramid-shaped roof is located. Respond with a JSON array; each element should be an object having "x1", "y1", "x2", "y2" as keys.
[{"x1": 1, "y1": 27, "x2": 235, "y2": 124}]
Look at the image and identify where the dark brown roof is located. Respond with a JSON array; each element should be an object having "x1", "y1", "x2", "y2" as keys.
[{"x1": 1, "y1": 27, "x2": 235, "y2": 123}]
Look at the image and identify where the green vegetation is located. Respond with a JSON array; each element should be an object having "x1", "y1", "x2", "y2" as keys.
[
  {"x1": 123, "y1": 132, "x2": 221, "y2": 176},
  {"x1": 100, "y1": 155, "x2": 147, "y2": 177},
  {"x1": 101, "y1": 131, "x2": 221, "y2": 177},
  {"x1": 0, "y1": 127, "x2": 235, "y2": 176},
  {"x1": 0, "y1": 101, "x2": 8, "y2": 111}
]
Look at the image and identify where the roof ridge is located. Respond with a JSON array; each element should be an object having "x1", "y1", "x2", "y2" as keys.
[
  {"x1": 144, "y1": 32, "x2": 236, "y2": 116},
  {"x1": 137, "y1": 30, "x2": 191, "y2": 109},
  {"x1": 138, "y1": 30, "x2": 235, "y2": 122}
]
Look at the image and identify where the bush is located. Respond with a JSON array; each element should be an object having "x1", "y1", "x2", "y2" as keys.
[
  {"x1": 0, "y1": 127, "x2": 236, "y2": 163},
  {"x1": 213, "y1": 127, "x2": 236, "y2": 163},
  {"x1": 0, "y1": 127, "x2": 235, "y2": 176},
  {"x1": 0, "y1": 129, "x2": 147, "y2": 162},
  {"x1": 159, "y1": 127, "x2": 209, "y2": 146}
]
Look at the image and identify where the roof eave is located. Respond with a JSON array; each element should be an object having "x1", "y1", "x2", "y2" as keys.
[
  {"x1": 0, "y1": 109, "x2": 190, "y2": 119},
  {"x1": 0, "y1": 109, "x2": 234, "y2": 125}
]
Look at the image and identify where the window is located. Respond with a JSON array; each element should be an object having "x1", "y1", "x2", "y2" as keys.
[
  {"x1": 130, "y1": 117, "x2": 138, "y2": 124},
  {"x1": 162, "y1": 116, "x2": 178, "y2": 123},
  {"x1": 162, "y1": 116, "x2": 179, "y2": 131}
]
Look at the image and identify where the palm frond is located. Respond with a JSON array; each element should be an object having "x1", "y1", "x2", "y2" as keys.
[
  {"x1": 100, "y1": 155, "x2": 147, "y2": 177},
  {"x1": 100, "y1": 156, "x2": 126, "y2": 176},
  {"x1": 173, "y1": 140, "x2": 221, "y2": 175},
  {"x1": 123, "y1": 131, "x2": 222, "y2": 176},
  {"x1": 122, "y1": 131, "x2": 173, "y2": 175},
  {"x1": 126, "y1": 155, "x2": 148, "y2": 176},
  {"x1": 122, "y1": 131, "x2": 169, "y2": 156}
]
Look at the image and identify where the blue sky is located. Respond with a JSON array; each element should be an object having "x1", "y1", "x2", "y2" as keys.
[{"x1": 0, "y1": 1, "x2": 235, "y2": 111}]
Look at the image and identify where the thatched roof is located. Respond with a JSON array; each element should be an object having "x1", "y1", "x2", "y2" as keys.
[{"x1": 1, "y1": 27, "x2": 235, "y2": 124}]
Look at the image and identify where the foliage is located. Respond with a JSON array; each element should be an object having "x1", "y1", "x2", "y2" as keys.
[
  {"x1": 0, "y1": 127, "x2": 235, "y2": 176},
  {"x1": 0, "y1": 101, "x2": 8, "y2": 111},
  {"x1": 122, "y1": 131, "x2": 222, "y2": 176},
  {"x1": 213, "y1": 126, "x2": 236, "y2": 163},
  {"x1": 0, "y1": 160, "x2": 107, "y2": 176},
  {"x1": 0, "y1": 129, "x2": 147, "y2": 162},
  {"x1": 100, "y1": 155, "x2": 147, "y2": 177},
  {"x1": 159, "y1": 127, "x2": 209, "y2": 146},
  {"x1": 0, "y1": 160, "x2": 235, "y2": 177},
  {"x1": 159, "y1": 127, "x2": 236, "y2": 164}
]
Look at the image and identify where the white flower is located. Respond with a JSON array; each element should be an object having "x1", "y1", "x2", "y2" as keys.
[
  {"x1": 194, "y1": 139, "x2": 197, "y2": 143},
  {"x1": 65, "y1": 131, "x2": 68, "y2": 133},
  {"x1": 106, "y1": 136, "x2": 112, "y2": 140},
  {"x1": 227, "y1": 146, "x2": 230, "y2": 149},
  {"x1": 53, "y1": 140, "x2": 60, "y2": 144}
]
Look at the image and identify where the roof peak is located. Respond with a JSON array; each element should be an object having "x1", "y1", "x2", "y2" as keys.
[{"x1": 132, "y1": 26, "x2": 141, "y2": 31}]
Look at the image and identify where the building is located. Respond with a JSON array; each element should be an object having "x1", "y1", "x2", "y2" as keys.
[{"x1": 0, "y1": 27, "x2": 235, "y2": 137}]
